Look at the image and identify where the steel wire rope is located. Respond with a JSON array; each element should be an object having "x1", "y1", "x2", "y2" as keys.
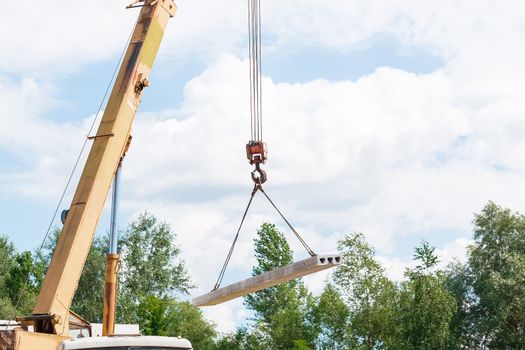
[
  {"x1": 258, "y1": 187, "x2": 316, "y2": 257},
  {"x1": 248, "y1": 0, "x2": 262, "y2": 142},
  {"x1": 251, "y1": 0, "x2": 260, "y2": 141},
  {"x1": 256, "y1": 0, "x2": 262, "y2": 141},
  {"x1": 212, "y1": 184, "x2": 316, "y2": 290},
  {"x1": 3, "y1": 17, "x2": 138, "y2": 331},
  {"x1": 250, "y1": 0, "x2": 259, "y2": 141},
  {"x1": 248, "y1": 0, "x2": 254, "y2": 141},
  {"x1": 213, "y1": 185, "x2": 259, "y2": 290}
]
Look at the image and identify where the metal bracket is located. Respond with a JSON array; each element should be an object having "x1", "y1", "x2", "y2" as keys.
[
  {"x1": 126, "y1": 0, "x2": 176, "y2": 17},
  {"x1": 125, "y1": 0, "x2": 159, "y2": 8},
  {"x1": 17, "y1": 314, "x2": 60, "y2": 333},
  {"x1": 122, "y1": 135, "x2": 133, "y2": 158},
  {"x1": 126, "y1": 0, "x2": 149, "y2": 9},
  {"x1": 87, "y1": 133, "x2": 115, "y2": 140}
]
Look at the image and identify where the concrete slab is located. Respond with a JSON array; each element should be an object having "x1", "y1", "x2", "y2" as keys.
[{"x1": 193, "y1": 254, "x2": 341, "y2": 307}]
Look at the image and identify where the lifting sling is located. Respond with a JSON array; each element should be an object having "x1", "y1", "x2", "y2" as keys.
[{"x1": 212, "y1": 0, "x2": 316, "y2": 292}]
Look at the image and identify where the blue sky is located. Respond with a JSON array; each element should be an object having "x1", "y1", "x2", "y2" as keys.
[{"x1": 2, "y1": 0, "x2": 525, "y2": 332}]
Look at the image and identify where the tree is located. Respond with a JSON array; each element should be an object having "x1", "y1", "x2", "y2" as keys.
[
  {"x1": 119, "y1": 212, "x2": 192, "y2": 297},
  {"x1": 5, "y1": 251, "x2": 40, "y2": 316},
  {"x1": 110, "y1": 213, "x2": 215, "y2": 346},
  {"x1": 163, "y1": 300, "x2": 217, "y2": 350},
  {"x1": 333, "y1": 233, "x2": 397, "y2": 349},
  {"x1": 244, "y1": 223, "x2": 314, "y2": 349},
  {"x1": 310, "y1": 283, "x2": 352, "y2": 349},
  {"x1": 0, "y1": 235, "x2": 17, "y2": 319},
  {"x1": 0, "y1": 236, "x2": 43, "y2": 319},
  {"x1": 396, "y1": 241, "x2": 456, "y2": 350},
  {"x1": 215, "y1": 326, "x2": 269, "y2": 350},
  {"x1": 443, "y1": 261, "x2": 476, "y2": 350},
  {"x1": 117, "y1": 212, "x2": 193, "y2": 324},
  {"x1": 466, "y1": 202, "x2": 525, "y2": 348}
]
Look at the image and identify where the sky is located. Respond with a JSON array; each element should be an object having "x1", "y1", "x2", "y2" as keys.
[{"x1": 1, "y1": 0, "x2": 525, "y2": 333}]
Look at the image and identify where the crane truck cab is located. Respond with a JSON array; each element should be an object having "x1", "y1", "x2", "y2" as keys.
[{"x1": 61, "y1": 335, "x2": 192, "y2": 350}]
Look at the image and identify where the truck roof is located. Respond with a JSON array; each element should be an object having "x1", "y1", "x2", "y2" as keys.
[{"x1": 61, "y1": 335, "x2": 192, "y2": 349}]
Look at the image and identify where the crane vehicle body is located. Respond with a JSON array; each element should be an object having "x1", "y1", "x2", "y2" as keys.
[
  {"x1": 0, "y1": 0, "x2": 191, "y2": 349},
  {"x1": 61, "y1": 336, "x2": 192, "y2": 350}
]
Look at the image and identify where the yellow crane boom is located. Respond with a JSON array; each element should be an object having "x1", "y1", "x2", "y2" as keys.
[{"x1": 10, "y1": 0, "x2": 176, "y2": 348}]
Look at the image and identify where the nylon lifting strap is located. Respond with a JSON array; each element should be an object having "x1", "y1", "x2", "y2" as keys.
[{"x1": 213, "y1": 184, "x2": 316, "y2": 291}]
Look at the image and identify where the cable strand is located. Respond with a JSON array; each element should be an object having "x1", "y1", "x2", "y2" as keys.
[
  {"x1": 213, "y1": 185, "x2": 259, "y2": 290},
  {"x1": 257, "y1": 0, "x2": 262, "y2": 141},
  {"x1": 248, "y1": 0, "x2": 262, "y2": 142},
  {"x1": 259, "y1": 186, "x2": 316, "y2": 257}
]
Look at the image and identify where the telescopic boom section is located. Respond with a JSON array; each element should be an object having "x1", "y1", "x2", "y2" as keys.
[{"x1": 25, "y1": 0, "x2": 176, "y2": 336}]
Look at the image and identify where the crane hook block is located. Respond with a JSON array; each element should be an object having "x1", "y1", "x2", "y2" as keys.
[{"x1": 246, "y1": 141, "x2": 268, "y2": 165}]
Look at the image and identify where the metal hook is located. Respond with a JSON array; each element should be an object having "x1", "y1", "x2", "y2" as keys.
[{"x1": 251, "y1": 163, "x2": 267, "y2": 184}]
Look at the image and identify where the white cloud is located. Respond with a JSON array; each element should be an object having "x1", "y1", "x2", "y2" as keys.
[
  {"x1": 376, "y1": 256, "x2": 415, "y2": 282},
  {"x1": 378, "y1": 237, "x2": 473, "y2": 282},
  {"x1": 436, "y1": 237, "x2": 473, "y2": 267},
  {"x1": 5, "y1": 1, "x2": 525, "y2": 77},
  {"x1": 0, "y1": 1, "x2": 135, "y2": 75},
  {"x1": 200, "y1": 300, "x2": 243, "y2": 334},
  {"x1": 0, "y1": 76, "x2": 97, "y2": 198}
]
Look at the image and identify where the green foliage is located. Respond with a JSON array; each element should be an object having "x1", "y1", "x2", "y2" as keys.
[
  {"x1": 467, "y1": 201, "x2": 525, "y2": 348},
  {"x1": 136, "y1": 296, "x2": 217, "y2": 349},
  {"x1": 163, "y1": 300, "x2": 217, "y2": 350},
  {"x1": 118, "y1": 212, "x2": 193, "y2": 324},
  {"x1": 244, "y1": 223, "x2": 314, "y2": 349},
  {"x1": 120, "y1": 212, "x2": 192, "y2": 297},
  {"x1": 397, "y1": 242, "x2": 456, "y2": 350},
  {"x1": 136, "y1": 295, "x2": 168, "y2": 336},
  {"x1": 333, "y1": 233, "x2": 397, "y2": 349},
  {"x1": 3, "y1": 202, "x2": 525, "y2": 350},
  {"x1": 6, "y1": 251, "x2": 33, "y2": 301},
  {"x1": 0, "y1": 296, "x2": 17, "y2": 320},
  {"x1": 443, "y1": 261, "x2": 475, "y2": 350},
  {"x1": 310, "y1": 283, "x2": 352, "y2": 349},
  {"x1": 0, "y1": 235, "x2": 42, "y2": 319},
  {"x1": 5, "y1": 251, "x2": 39, "y2": 316},
  {"x1": 0, "y1": 235, "x2": 17, "y2": 319},
  {"x1": 215, "y1": 326, "x2": 269, "y2": 350},
  {"x1": 291, "y1": 339, "x2": 312, "y2": 350},
  {"x1": 0, "y1": 236, "x2": 15, "y2": 289},
  {"x1": 413, "y1": 240, "x2": 439, "y2": 272},
  {"x1": 245, "y1": 223, "x2": 296, "y2": 325}
]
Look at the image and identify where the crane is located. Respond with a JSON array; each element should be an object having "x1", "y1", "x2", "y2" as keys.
[{"x1": 0, "y1": 0, "x2": 192, "y2": 349}]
